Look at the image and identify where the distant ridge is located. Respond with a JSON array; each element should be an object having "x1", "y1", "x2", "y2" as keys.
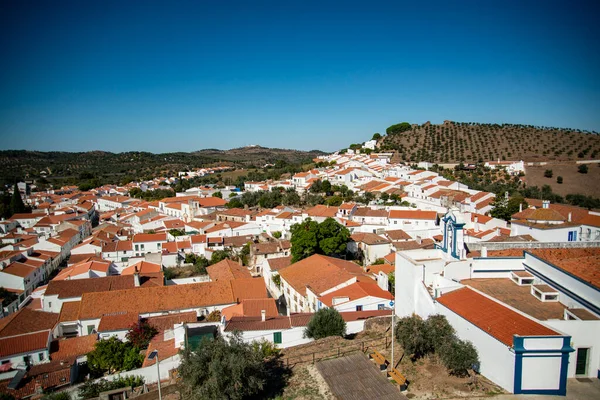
[{"x1": 0, "y1": 147, "x2": 326, "y2": 185}]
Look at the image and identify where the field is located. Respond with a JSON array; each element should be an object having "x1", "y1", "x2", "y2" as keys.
[
  {"x1": 379, "y1": 121, "x2": 600, "y2": 164},
  {"x1": 524, "y1": 162, "x2": 600, "y2": 198}
]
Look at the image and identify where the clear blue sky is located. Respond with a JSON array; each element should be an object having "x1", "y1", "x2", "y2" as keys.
[{"x1": 1, "y1": 0, "x2": 598, "y2": 153}]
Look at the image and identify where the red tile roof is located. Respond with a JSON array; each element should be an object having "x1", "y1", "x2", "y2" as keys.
[
  {"x1": 221, "y1": 298, "x2": 278, "y2": 320},
  {"x1": 58, "y1": 301, "x2": 81, "y2": 322},
  {"x1": 437, "y1": 287, "x2": 560, "y2": 346},
  {"x1": 230, "y1": 278, "x2": 268, "y2": 301},
  {"x1": 0, "y1": 308, "x2": 58, "y2": 338},
  {"x1": 50, "y1": 334, "x2": 97, "y2": 360},
  {"x1": 78, "y1": 281, "x2": 236, "y2": 320},
  {"x1": 98, "y1": 312, "x2": 139, "y2": 332},
  {"x1": 145, "y1": 311, "x2": 198, "y2": 331},
  {"x1": 206, "y1": 259, "x2": 252, "y2": 282},
  {"x1": 122, "y1": 261, "x2": 162, "y2": 275},
  {"x1": 318, "y1": 282, "x2": 393, "y2": 307},
  {"x1": 133, "y1": 232, "x2": 167, "y2": 243},
  {"x1": 279, "y1": 254, "x2": 371, "y2": 296},
  {"x1": 527, "y1": 248, "x2": 600, "y2": 290},
  {"x1": 0, "y1": 331, "x2": 50, "y2": 358}
]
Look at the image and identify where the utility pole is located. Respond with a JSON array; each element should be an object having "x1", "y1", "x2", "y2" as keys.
[{"x1": 390, "y1": 300, "x2": 395, "y2": 369}]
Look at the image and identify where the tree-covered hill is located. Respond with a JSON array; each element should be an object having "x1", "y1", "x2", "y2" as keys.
[
  {"x1": 0, "y1": 146, "x2": 325, "y2": 186},
  {"x1": 376, "y1": 121, "x2": 600, "y2": 163}
]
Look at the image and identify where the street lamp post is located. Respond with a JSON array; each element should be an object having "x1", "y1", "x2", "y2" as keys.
[
  {"x1": 148, "y1": 350, "x2": 162, "y2": 400},
  {"x1": 390, "y1": 300, "x2": 395, "y2": 370}
]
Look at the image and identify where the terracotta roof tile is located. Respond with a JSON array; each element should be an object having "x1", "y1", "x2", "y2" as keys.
[
  {"x1": 527, "y1": 248, "x2": 600, "y2": 290},
  {"x1": 206, "y1": 259, "x2": 252, "y2": 282},
  {"x1": 437, "y1": 287, "x2": 560, "y2": 346},
  {"x1": 98, "y1": 312, "x2": 139, "y2": 332},
  {"x1": 58, "y1": 301, "x2": 81, "y2": 322},
  {"x1": 78, "y1": 281, "x2": 236, "y2": 320},
  {"x1": 45, "y1": 275, "x2": 136, "y2": 299},
  {"x1": 279, "y1": 254, "x2": 371, "y2": 296},
  {"x1": 318, "y1": 282, "x2": 393, "y2": 307},
  {"x1": 222, "y1": 298, "x2": 278, "y2": 320},
  {"x1": 146, "y1": 311, "x2": 198, "y2": 332},
  {"x1": 0, "y1": 308, "x2": 58, "y2": 338},
  {"x1": 50, "y1": 335, "x2": 97, "y2": 360},
  {"x1": 0, "y1": 331, "x2": 50, "y2": 358}
]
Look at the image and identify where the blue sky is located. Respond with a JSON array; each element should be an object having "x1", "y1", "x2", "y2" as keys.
[{"x1": 1, "y1": 0, "x2": 598, "y2": 153}]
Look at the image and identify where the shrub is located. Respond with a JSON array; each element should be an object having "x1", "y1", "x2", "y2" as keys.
[
  {"x1": 304, "y1": 308, "x2": 346, "y2": 339},
  {"x1": 78, "y1": 376, "x2": 145, "y2": 399},
  {"x1": 439, "y1": 339, "x2": 479, "y2": 377},
  {"x1": 424, "y1": 314, "x2": 455, "y2": 353},
  {"x1": 206, "y1": 310, "x2": 221, "y2": 322},
  {"x1": 544, "y1": 169, "x2": 553, "y2": 178},
  {"x1": 126, "y1": 321, "x2": 158, "y2": 349},
  {"x1": 87, "y1": 337, "x2": 144, "y2": 375},
  {"x1": 179, "y1": 333, "x2": 268, "y2": 400},
  {"x1": 578, "y1": 164, "x2": 588, "y2": 174},
  {"x1": 557, "y1": 176, "x2": 563, "y2": 184},
  {"x1": 395, "y1": 315, "x2": 431, "y2": 360},
  {"x1": 272, "y1": 231, "x2": 282, "y2": 239},
  {"x1": 42, "y1": 394, "x2": 71, "y2": 400}
]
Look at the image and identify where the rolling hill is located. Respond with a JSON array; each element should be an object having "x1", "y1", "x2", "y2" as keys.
[
  {"x1": 377, "y1": 121, "x2": 600, "y2": 164},
  {"x1": 0, "y1": 146, "x2": 325, "y2": 186}
]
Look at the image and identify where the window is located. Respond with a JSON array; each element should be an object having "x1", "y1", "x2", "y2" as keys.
[
  {"x1": 48, "y1": 302, "x2": 52, "y2": 308},
  {"x1": 576, "y1": 348, "x2": 589, "y2": 375},
  {"x1": 356, "y1": 305, "x2": 363, "y2": 311},
  {"x1": 87, "y1": 325, "x2": 96, "y2": 335},
  {"x1": 39, "y1": 353, "x2": 45, "y2": 362},
  {"x1": 141, "y1": 244, "x2": 145, "y2": 251},
  {"x1": 568, "y1": 231, "x2": 577, "y2": 241},
  {"x1": 378, "y1": 304, "x2": 385, "y2": 310},
  {"x1": 273, "y1": 332, "x2": 282, "y2": 344},
  {"x1": 135, "y1": 244, "x2": 139, "y2": 251}
]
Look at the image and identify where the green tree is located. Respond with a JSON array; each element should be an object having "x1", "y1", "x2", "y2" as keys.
[
  {"x1": 9, "y1": 182, "x2": 27, "y2": 216},
  {"x1": 304, "y1": 308, "x2": 346, "y2": 339},
  {"x1": 318, "y1": 218, "x2": 350, "y2": 256},
  {"x1": 386, "y1": 122, "x2": 412, "y2": 135},
  {"x1": 557, "y1": 176, "x2": 563, "y2": 184},
  {"x1": 490, "y1": 195, "x2": 527, "y2": 221},
  {"x1": 321, "y1": 180, "x2": 332, "y2": 195},
  {"x1": 544, "y1": 169, "x2": 553, "y2": 178},
  {"x1": 578, "y1": 164, "x2": 588, "y2": 174},
  {"x1": 178, "y1": 333, "x2": 268, "y2": 400},
  {"x1": 372, "y1": 133, "x2": 382, "y2": 140},
  {"x1": 395, "y1": 315, "x2": 431, "y2": 360},
  {"x1": 87, "y1": 337, "x2": 143, "y2": 375},
  {"x1": 425, "y1": 314, "x2": 455, "y2": 353},
  {"x1": 272, "y1": 231, "x2": 282, "y2": 239},
  {"x1": 210, "y1": 250, "x2": 231, "y2": 265},
  {"x1": 439, "y1": 339, "x2": 479, "y2": 377},
  {"x1": 212, "y1": 191, "x2": 223, "y2": 198},
  {"x1": 227, "y1": 198, "x2": 244, "y2": 209},
  {"x1": 387, "y1": 272, "x2": 395, "y2": 295},
  {"x1": 290, "y1": 218, "x2": 350, "y2": 262},
  {"x1": 290, "y1": 219, "x2": 320, "y2": 262}
]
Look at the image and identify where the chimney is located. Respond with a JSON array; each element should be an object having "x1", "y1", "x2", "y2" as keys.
[
  {"x1": 481, "y1": 246, "x2": 488, "y2": 258},
  {"x1": 474, "y1": 216, "x2": 479, "y2": 233},
  {"x1": 261, "y1": 310, "x2": 266, "y2": 322},
  {"x1": 568, "y1": 212, "x2": 572, "y2": 222},
  {"x1": 133, "y1": 265, "x2": 140, "y2": 287},
  {"x1": 519, "y1": 203, "x2": 523, "y2": 213}
]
